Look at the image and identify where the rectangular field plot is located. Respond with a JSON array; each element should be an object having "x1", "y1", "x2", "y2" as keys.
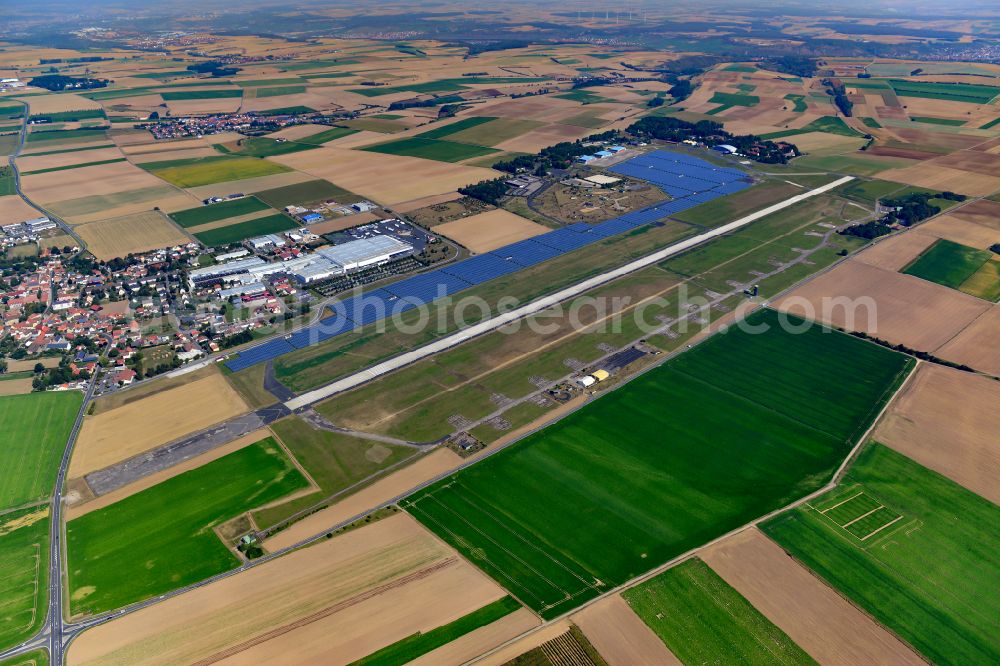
[
  {"x1": 903, "y1": 239, "x2": 992, "y2": 290},
  {"x1": 403, "y1": 309, "x2": 912, "y2": 618},
  {"x1": 193, "y1": 213, "x2": 297, "y2": 246},
  {"x1": 361, "y1": 137, "x2": 499, "y2": 163},
  {"x1": 623, "y1": 558, "x2": 816, "y2": 665},
  {"x1": 168, "y1": 196, "x2": 271, "y2": 227},
  {"x1": 0, "y1": 509, "x2": 49, "y2": 651},
  {"x1": 0, "y1": 392, "x2": 82, "y2": 510},
  {"x1": 66, "y1": 437, "x2": 309, "y2": 616},
  {"x1": 763, "y1": 444, "x2": 1000, "y2": 664}
]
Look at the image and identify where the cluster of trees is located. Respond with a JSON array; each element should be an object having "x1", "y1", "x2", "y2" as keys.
[
  {"x1": 28, "y1": 74, "x2": 108, "y2": 91},
  {"x1": 186, "y1": 61, "x2": 241, "y2": 77},
  {"x1": 458, "y1": 178, "x2": 509, "y2": 206},
  {"x1": 882, "y1": 191, "x2": 965, "y2": 226},
  {"x1": 990, "y1": 243, "x2": 1000, "y2": 254},
  {"x1": 841, "y1": 191, "x2": 966, "y2": 240},
  {"x1": 219, "y1": 329, "x2": 255, "y2": 349},
  {"x1": 627, "y1": 116, "x2": 797, "y2": 164},
  {"x1": 387, "y1": 95, "x2": 460, "y2": 111},
  {"x1": 763, "y1": 56, "x2": 819, "y2": 78},
  {"x1": 823, "y1": 78, "x2": 853, "y2": 117},
  {"x1": 492, "y1": 140, "x2": 597, "y2": 174},
  {"x1": 847, "y1": 331, "x2": 975, "y2": 373}
]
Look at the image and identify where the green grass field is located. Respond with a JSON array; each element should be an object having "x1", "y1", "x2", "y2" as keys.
[
  {"x1": 0, "y1": 392, "x2": 82, "y2": 510},
  {"x1": 708, "y1": 91, "x2": 760, "y2": 107},
  {"x1": 362, "y1": 137, "x2": 499, "y2": 162},
  {"x1": 672, "y1": 180, "x2": 800, "y2": 228},
  {"x1": 763, "y1": 444, "x2": 1000, "y2": 664},
  {"x1": 251, "y1": 417, "x2": 415, "y2": 528},
  {"x1": 350, "y1": 597, "x2": 521, "y2": 666},
  {"x1": 555, "y1": 89, "x2": 613, "y2": 104},
  {"x1": 979, "y1": 116, "x2": 1000, "y2": 130},
  {"x1": 402, "y1": 310, "x2": 911, "y2": 618},
  {"x1": 902, "y1": 239, "x2": 992, "y2": 290},
  {"x1": 0, "y1": 509, "x2": 49, "y2": 651},
  {"x1": 143, "y1": 155, "x2": 292, "y2": 188},
  {"x1": 861, "y1": 116, "x2": 883, "y2": 128},
  {"x1": 169, "y1": 196, "x2": 271, "y2": 227},
  {"x1": 24, "y1": 128, "x2": 107, "y2": 145},
  {"x1": 0, "y1": 649, "x2": 48, "y2": 666},
  {"x1": 0, "y1": 166, "x2": 14, "y2": 196},
  {"x1": 255, "y1": 105, "x2": 317, "y2": 116},
  {"x1": 194, "y1": 213, "x2": 298, "y2": 246},
  {"x1": 624, "y1": 559, "x2": 816, "y2": 665},
  {"x1": 66, "y1": 438, "x2": 308, "y2": 616},
  {"x1": 415, "y1": 116, "x2": 496, "y2": 140},
  {"x1": 230, "y1": 137, "x2": 318, "y2": 158},
  {"x1": 160, "y1": 89, "x2": 243, "y2": 100},
  {"x1": 255, "y1": 85, "x2": 306, "y2": 98},
  {"x1": 27, "y1": 109, "x2": 105, "y2": 123},
  {"x1": 296, "y1": 126, "x2": 357, "y2": 145},
  {"x1": 349, "y1": 80, "x2": 468, "y2": 97},
  {"x1": 761, "y1": 116, "x2": 864, "y2": 140},
  {"x1": 234, "y1": 78, "x2": 303, "y2": 87},
  {"x1": 784, "y1": 94, "x2": 807, "y2": 112},
  {"x1": 254, "y1": 179, "x2": 362, "y2": 208},
  {"x1": 887, "y1": 79, "x2": 1000, "y2": 104},
  {"x1": 833, "y1": 178, "x2": 907, "y2": 204},
  {"x1": 21, "y1": 157, "x2": 126, "y2": 175},
  {"x1": 910, "y1": 116, "x2": 966, "y2": 126}
]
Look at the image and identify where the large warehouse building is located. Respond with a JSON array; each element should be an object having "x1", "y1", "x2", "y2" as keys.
[{"x1": 187, "y1": 235, "x2": 415, "y2": 289}]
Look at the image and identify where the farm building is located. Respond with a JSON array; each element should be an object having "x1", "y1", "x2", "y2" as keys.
[{"x1": 713, "y1": 144, "x2": 738, "y2": 155}]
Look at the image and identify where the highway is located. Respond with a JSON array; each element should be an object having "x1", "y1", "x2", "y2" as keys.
[{"x1": 286, "y1": 175, "x2": 854, "y2": 410}]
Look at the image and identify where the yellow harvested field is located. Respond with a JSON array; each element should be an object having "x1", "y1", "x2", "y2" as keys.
[
  {"x1": 852, "y1": 230, "x2": 938, "y2": 272},
  {"x1": 74, "y1": 210, "x2": 191, "y2": 261},
  {"x1": 269, "y1": 124, "x2": 338, "y2": 141},
  {"x1": 17, "y1": 146, "x2": 124, "y2": 173},
  {"x1": 0, "y1": 378, "x2": 35, "y2": 396},
  {"x1": 271, "y1": 147, "x2": 499, "y2": 206},
  {"x1": 68, "y1": 514, "x2": 507, "y2": 666},
  {"x1": 573, "y1": 594, "x2": 682, "y2": 666},
  {"x1": 22, "y1": 93, "x2": 102, "y2": 114},
  {"x1": 50, "y1": 189, "x2": 200, "y2": 225},
  {"x1": 164, "y1": 98, "x2": 242, "y2": 115},
  {"x1": 701, "y1": 529, "x2": 924, "y2": 665},
  {"x1": 21, "y1": 161, "x2": 168, "y2": 204},
  {"x1": 264, "y1": 448, "x2": 463, "y2": 551},
  {"x1": 774, "y1": 260, "x2": 990, "y2": 351},
  {"x1": 470, "y1": 96, "x2": 585, "y2": 122},
  {"x1": 476, "y1": 620, "x2": 573, "y2": 666},
  {"x1": 936, "y1": 304, "x2": 1000, "y2": 376},
  {"x1": 395, "y1": 190, "x2": 460, "y2": 213},
  {"x1": 494, "y1": 123, "x2": 593, "y2": 154},
  {"x1": 780, "y1": 131, "x2": 867, "y2": 156},
  {"x1": 434, "y1": 209, "x2": 548, "y2": 253},
  {"x1": 874, "y1": 363, "x2": 1000, "y2": 503},
  {"x1": 407, "y1": 609, "x2": 540, "y2": 666},
  {"x1": 917, "y1": 213, "x2": 1000, "y2": 250},
  {"x1": 66, "y1": 429, "x2": 273, "y2": 519},
  {"x1": 877, "y1": 162, "x2": 1000, "y2": 196},
  {"x1": 69, "y1": 371, "x2": 249, "y2": 477},
  {"x1": 0, "y1": 195, "x2": 42, "y2": 224}
]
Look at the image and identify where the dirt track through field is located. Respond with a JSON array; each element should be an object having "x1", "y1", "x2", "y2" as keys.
[{"x1": 701, "y1": 529, "x2": 924, "y2": 665}]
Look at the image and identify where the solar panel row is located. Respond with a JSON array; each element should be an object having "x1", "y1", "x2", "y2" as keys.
[{"x1": 225, "y1": 150, "x2": 751, "y2": 372}]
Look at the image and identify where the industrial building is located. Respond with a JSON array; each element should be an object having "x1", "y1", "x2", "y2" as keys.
[
  {"x1": 316, "y1": 235, "x2": 413, "y2": 272},
  {"x1": 188, "y1": 257, "x2": 268, "y2": 289}
]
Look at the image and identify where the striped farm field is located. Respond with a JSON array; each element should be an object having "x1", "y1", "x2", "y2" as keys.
[
  {"x1": 193, "y1": 212, "x2": 297, "y2": 246},
  {"x1": 169, "y1": 196, "x2": 271, "y2": 228},
  {"x1": 403, "y1": 310, "x2": 912, "y2": 618},
  {"x1": 142, "y1": 155, "x2": 292, "y2": 188},
  {"x1": 762, "y1": 444, "x2": 1000, "y2": 664},
  {"x1": 0, "y1": 391, "x2": 82, "y2": 510}
]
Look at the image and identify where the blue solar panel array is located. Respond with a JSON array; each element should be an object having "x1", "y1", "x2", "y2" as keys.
[{"x1": 225, "y1": 150, "x2": 752, "y2": 371}]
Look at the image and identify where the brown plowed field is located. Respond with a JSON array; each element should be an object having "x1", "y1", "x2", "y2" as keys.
[
  {"x1": 701, "y1": 529, "x2": 924, "y2": 666},
  {"x1": 70, "y1": 370, "x2": 250, "y2": 477},
  {"x1": 775, "y1": 260, "x2": 990, "y2": 351},
  {"x1": 936, "y1": 304, "x2": 1000, "y2": 376},
  {"x1": 852, "y1": 231, "x2": 938, "y2": 271},
  {"x1": 874, "y1": 362, "x2": 1000, "y2": 503},
  {"x1": 434, "y1": 208, "x2": 548, "y2": 253},
  {"x1": 572, "y1": 594, "x2": 682, "y2": 666}
]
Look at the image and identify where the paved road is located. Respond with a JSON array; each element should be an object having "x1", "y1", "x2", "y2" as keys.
[{"x1": 286, "y1": 176, "x2": 855, "y2": 410}]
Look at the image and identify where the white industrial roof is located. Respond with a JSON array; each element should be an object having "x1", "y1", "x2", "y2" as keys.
[{"x1": 317, "y1": 235, "x2": 413, "y2": 268}]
